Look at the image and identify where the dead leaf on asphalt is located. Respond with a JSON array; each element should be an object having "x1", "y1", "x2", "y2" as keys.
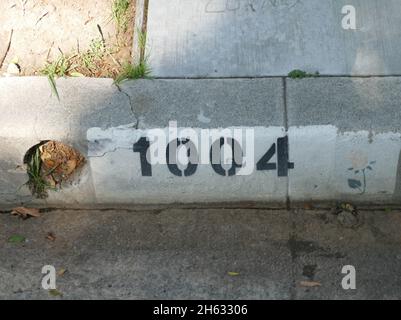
[
  {"x1": 57, "y1": 268, "x2": 67, "y2": 276},
  {"x1": 46, "y1": 232, "x2": 56, "y2": 241},
  {"x1": 49, "y1": 289, "x2": 63, "y2": 297},
  {"x1": 340, "y1": 203, "x2": 357, "y2": 213},
  {"x1": 11, "y1": 207, "x2": 40, "y2": 219},
  {"x1": 300, "y1": 281, "x2": 322, "y2": 288}
]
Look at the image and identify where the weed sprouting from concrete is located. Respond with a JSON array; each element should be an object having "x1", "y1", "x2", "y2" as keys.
[
  {"x1": 24, "y1": 141, "x2": 85, "y2": 198},
  {"x1": 114, "y1": 60, "x2": 152, "y2": 84},
  {"x1": 114, "y1": 28, "x2": 151, "y2": 84},
  {"x1": 137, "y1": 28, "x2": 147, "y2": 55},
  {"x1": 288, "y1": 69, "x2": 320, "y2": 79},
  {"x1": 26, "y1": 147, "x2": 50, "y2": 199}
]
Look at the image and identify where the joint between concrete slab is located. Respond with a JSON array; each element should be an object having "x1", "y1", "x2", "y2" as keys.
[
  {"x1": 151, "y1": 75, "x2": 401, "y2": 80},
  {"x1": 132, "y1": 0, "x2": 149, "y2": 65},
  {"x1": 282, "y1": 77, "x2": 291, "y2": 210},
  {"x1": 282, "y1": 77, "x2": 288, "y2": 131}
]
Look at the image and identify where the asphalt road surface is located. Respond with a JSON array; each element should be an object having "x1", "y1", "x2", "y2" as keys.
[{"x1": 1, "y1": 206, "x2": 401, "y2": 300}]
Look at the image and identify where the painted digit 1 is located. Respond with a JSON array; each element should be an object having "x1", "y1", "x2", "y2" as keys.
[{"x1": 133, "y1": 137, "x2": 152, "y2": 176}]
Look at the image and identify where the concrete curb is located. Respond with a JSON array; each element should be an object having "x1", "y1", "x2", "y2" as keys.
[{"x1": 0, "y1": 76, "x2": 400, "y2": 208}]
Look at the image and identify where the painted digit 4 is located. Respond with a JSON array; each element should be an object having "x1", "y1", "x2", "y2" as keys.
[{"x1": 256, "y1": 136, "x2": 294, "y2": 177}]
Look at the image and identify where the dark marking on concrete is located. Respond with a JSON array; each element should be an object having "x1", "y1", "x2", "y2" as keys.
[
  {"x1": 318, "y1": 252, "x2": 346, "y2": 259},
  {"x1": 288, "y1": 238, "x2": 345, "y2": 260},
  {"x1": 287, "y1": 238, "x2": 322, "y2": 259},
  {"x1": 393, "y1": 150, "x2": 401, "y2": 201},
  {"x1": 368, "y1": 130, "x2": 374, "y2": 144},
  {"x1": 302, "y1": 264, "x2": 317, "y2": 280}
]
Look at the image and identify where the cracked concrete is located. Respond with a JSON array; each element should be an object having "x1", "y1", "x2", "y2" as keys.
[
  {"x1": 0, "y1": 77, "x2": 135, "y2": 207},
  {"x1": 115, "y1": 84, "x2": 140, "y2": 130},
  {"x1": 1, "y1": 77, "x2": 401, "y2": 207},
  {"x1": 118, "y1": 79, "x2": 284, "y2": 129}
]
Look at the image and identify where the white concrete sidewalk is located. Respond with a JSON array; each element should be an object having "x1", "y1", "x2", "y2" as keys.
[{"x1": 143, "y1": 0, "x2": 401, "y2": 77}]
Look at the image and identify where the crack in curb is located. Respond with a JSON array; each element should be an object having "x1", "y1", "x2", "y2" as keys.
[
  {"x1": 115, "y1": 84, "x2": 140, "y2": 129},
  {"x1": 88, "y1": 147, "x2": 132, "y2": 158}
]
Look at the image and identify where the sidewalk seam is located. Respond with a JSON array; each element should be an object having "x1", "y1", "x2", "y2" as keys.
[
  {"x1": 149, "y1": 75, "x2": 401, "y2": 80},
  {"x1": 132, "y1": 0, "x2": 149, "y2": 65},
  {"x1": 283, "y1": 77, "x2": 291, "y2": 210},
  {"x1": 282, "y1": 77, "x2": 288, "y2": 131}
]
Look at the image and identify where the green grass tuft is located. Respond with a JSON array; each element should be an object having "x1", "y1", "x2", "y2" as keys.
[
  {"x1": 112, "y1": 0, "x2": 130, "y2": 33},
  {"x1": 80, "y1": 38, "x2": 106, "y2": 70},
  {"x1": 288, "y1": 69, "x2": 320, "y2": 79},
  {"x1": 114, "y1": 61, "x2": 151, "y2": 84},
  {"x1": 26, "y1": 147, "x2": 49, "y2": 198},
  {"x1": 41, "y1": 55, "x2": 72, "y2": 100}
]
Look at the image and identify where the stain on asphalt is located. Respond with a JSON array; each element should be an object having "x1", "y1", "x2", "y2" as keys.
[{"x1": 302, "y1": 264, "x2": 317, "y2": 280}]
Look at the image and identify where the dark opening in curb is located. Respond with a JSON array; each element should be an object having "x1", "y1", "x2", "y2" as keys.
[{"x1": 23, "y1": 141, "x2": 86, "y2": 198}]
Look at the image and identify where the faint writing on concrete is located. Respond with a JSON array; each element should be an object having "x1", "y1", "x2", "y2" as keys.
[{"x1": 205, "y1": 0, "x2": 301, "y2": 13}]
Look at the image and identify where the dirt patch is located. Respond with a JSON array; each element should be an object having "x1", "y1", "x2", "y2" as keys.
[{"x1": 0, "y1": 0, "x2": 135, "y2": 78}]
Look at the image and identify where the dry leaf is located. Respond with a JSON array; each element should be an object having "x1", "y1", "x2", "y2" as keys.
[
  {"x1": 46, "y1": 232, "x2": 56, "y2": 241},
  {"x1": 300, "y1": 281, "x2": 321, "y2": 288},
  {"x1": 11, "y1": 207, "x2": 40, "y2": 219},
  {"x1": 44, "y1": 175, "x2": 57, "y2": 188},
  {"x1": 57, "y1": 268, "x2": 67, "y2": 276},
  {"x1": 40, "y1": 141, "x2": 85, "y2": 184},
  {"x1": 340, "y1": 203, "x2": 356, "y2": 213},
  {"x1": 49, "y1": 289, "x2": 63, "y2": 297},
  {"x1": 64, "y1": 159, "x2": 77, "y2": 176}
]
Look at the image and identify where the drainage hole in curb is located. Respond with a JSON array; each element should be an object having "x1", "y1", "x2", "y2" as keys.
[{"x1": 23, "y1": 141, "x2": 86, "y2": 198}]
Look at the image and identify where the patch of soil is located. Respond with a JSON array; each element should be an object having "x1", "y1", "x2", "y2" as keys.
[
  {"x1": 25, "y1": 141, "x2": 85, "y2": 198},
  {"x1": 0, "y1": 0, "x2": 135, "y2": 77},
  {"x1": 39, "y1": 141, "x2": 85, "y2": 186}
]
